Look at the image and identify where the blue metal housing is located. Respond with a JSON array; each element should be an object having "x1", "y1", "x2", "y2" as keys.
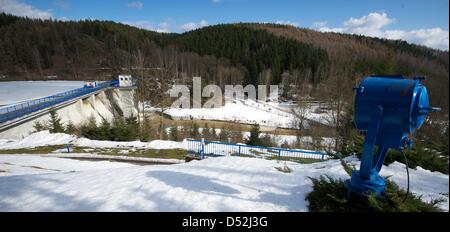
[{"x1": 345, "y1": 75, "x2": 440, "y2": 196}]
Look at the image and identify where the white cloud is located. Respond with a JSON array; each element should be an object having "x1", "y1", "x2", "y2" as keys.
[
  {"x1": 311, "y1": 21, "x2": 327, "y2": 28},
  {"x1": 123, "y1": 20, "x2": 171, "y2": 33},
  {"x1": 156, "y1": 22, "x2": 171, "y2": 33},
  {"x1": 58, "y1": 16, "x2": 69, "y2": 21},
  {"x1": 181, "y1": 20, "x2": 208, "y2": 31},
  {"x1": 0, "y1": 0, "x2": 52, "y2": 19},
  {"x1": 275, "y1": 20, "x2": 299, "y2": 27},
  {"x1": 311, "y1": 12, "x2": 449, "y2": 51},
  {"x1": 343, "y1": 12, "x2": 393, "y2": 36},
  {"x1": 126, "y1": 1, "x2": 143, "y2": 9},
  {"x1": 53, "y1": 0, "x2": 69, "y2": 11},
  {"x1": 384, "y1": 28, "x2": 449, "y2": 51}
]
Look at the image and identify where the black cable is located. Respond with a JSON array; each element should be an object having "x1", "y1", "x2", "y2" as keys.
[{"x1": 401, "y1": 150, "x2": 410, "y2": 203}]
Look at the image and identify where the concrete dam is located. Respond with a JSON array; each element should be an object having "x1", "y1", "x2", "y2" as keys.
[{"x1": 0, "y1": 79, "x2": 138, "y2": 139}]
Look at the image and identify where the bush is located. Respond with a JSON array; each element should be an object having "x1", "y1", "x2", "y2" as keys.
[
  {"x1": 80, "y1": 117, "x2": 100, "y2": 139},
  {"x1": 139, "y1": 116, "x2": 154, "y2": 142},
  {"x1": 79, "y1": 115, "x2": 140, "y2": 141},
  {"x1": 384, "y1": 146, "x2": 449, "y2": 174},
  {"x1": 260, "y1": 134, "x2": 276, "y2": 147},
  {"x1": 306, "y1": 175, "x2": 444, "y2": 212},
  {"x1": 189, "y1": 121, "x2": 200, "y2": 138},
  {"x1": 168, "y1": 126, "x2": 179, "y2": 141},
  {"x1": 110, "y1": 115, "x2": 139, "y2": 141},
  {"x1": 203, "y1": 123, "x2": 217, "y2": 140},
  {"x1": 218, "y1": 127, "x2": 231, "y2": 142},
  {"x1": 355, "y1": 145, "x2": 449, "y2": 175}
]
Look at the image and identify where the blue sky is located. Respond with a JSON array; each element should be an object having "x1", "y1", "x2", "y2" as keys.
[{"x1": 1, "y1": 0, "x2": 449, "y2": 50}]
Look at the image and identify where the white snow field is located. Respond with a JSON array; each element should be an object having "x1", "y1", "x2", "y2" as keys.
[
  {"x1": 159, "y1": 99, "x2": 334, "y2": 128},
  {"x1": 0, "y1": 155, "x2": 447, "y2": 212},
  {"x1": 0, "y1": 130, "x2": 330, "y2": 160},
  {"x1": 0, "y1": 81, "x2": 85, "y2": 106},
  {"x1": 0, "y1": 154, "x2": 135, "y2": 176},
  {"x1": 0, "y1": 131, "x2": 447, "y2": 211},
  {"x1": 0, "y1": 130, "x2": 185, "y2": 150},
  {"x1": 0, "y1": 131, "x2": 76, "y2": 150}
]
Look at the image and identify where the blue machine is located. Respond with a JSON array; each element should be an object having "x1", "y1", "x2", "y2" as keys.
[{"x1": 345, "y1": 75, "x2": 440, "y2": 196}]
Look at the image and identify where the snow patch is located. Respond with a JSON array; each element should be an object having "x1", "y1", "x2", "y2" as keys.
[
  {"x1": 0, "y1": 131, "x2": 76, "y2": 149},
  {"x1": 0, "y1": 131, "x2": 185, "y2": 150},
  {"x1": 0, "y1": 155, "x2": 447, "y2": 211},
  {"x1": 0, "y1": 154, "x2": 134, "y2": 176}
]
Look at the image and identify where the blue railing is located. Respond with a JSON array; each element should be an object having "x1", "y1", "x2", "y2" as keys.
[
  {"x1": 186, "y1": 139, "x2": 328, "y2": 160},
  {"x1": 0, "y1": 80, "x2": 119, "y2": 124}
]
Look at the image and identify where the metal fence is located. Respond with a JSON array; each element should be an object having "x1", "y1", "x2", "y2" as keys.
[
  {"x1": 186, "y1": 139, "x2": 328, "y2": 161},
  {"x1": 0, "y1": 80, "x2": 119, "y2": 124}
]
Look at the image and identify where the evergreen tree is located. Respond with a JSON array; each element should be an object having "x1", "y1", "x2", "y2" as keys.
[
  {"x1": 65, "y1": 120, "x2": 76, "y2": 134},
  {"x1": 140, "y1": 116, "x2": 153, "y2": 142},
  {"x1": 125, "y1": 115, "x2": 139, "y2": 140},
  {"x1": 80, "y1": 116, "x2": 99, "y2": 139},
  {"x1": 99, "y1": 118, "x2": 112, "y2": 140},
  {"x1": 33, "y1": 120, "x2": 47, "y2": 132},
  {"x1": 246, "y1": 124, "x2": 261, "y2": 146},
  {"x1": 48, "y1": 108, "x2": 64, "y2": 133}
]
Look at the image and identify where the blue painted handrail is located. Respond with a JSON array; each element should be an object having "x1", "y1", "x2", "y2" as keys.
[
  {"x1": 0, "y1": 80, "x2": 119, "y2": 124},
  {"x1": 186, "y1": 139, "x2": 328, "y2": 160}
]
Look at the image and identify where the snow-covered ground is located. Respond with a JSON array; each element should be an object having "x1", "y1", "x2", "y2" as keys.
[
  {"x1": 0, "y1": 130, "x2": 333, "y2": 157},
  {"x1": 0, "y1": 131, "x2": 447, "y2": 211},
  {"x1": 0, "y1": 155, "x2": 447, "y2": 211},
  {"x1": 0, "y1": 131, "x2": 329, "y2": 160},
  {"x1": 0, "y1": 131, "x2": 185, "y2": 150},
  {"x1": 0, "y1": 131, "x2": 76, "y2": 150},
  {"x1": 0, "y1": 81, "x2": 85, "y2": 106},
  {"x1": 150, "y1": 99, "x2": 334, "y2": 128},
  {"x1": 0, "y1": 154, "x2": 134, "y2": 176},
  {"x1": 75, "y1": 137, "x2": 185, "y2": 150}
]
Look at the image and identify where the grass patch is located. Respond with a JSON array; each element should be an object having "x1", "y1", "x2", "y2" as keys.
[
  {"x1": 0, "y1": 145, "x2": 188, "y2": 160},
  {"x1": 0, "y1": 145, "x2": 65, "y2": 154},
  {"x1": 306, "y1": 176, "x2": 444, "y2": 212},
  {"x1": 96, "y1": 148, "x2": 188, "y2": 160}
]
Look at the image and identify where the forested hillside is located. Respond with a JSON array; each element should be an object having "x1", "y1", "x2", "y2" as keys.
[
  {"x1": 0, "y1": 13, "x2": 448, "y2": 115},
  {"x1": 250, "y1": 23, "x2": 449, "y2": 113}
]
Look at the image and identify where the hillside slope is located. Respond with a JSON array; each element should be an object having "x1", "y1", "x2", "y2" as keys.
[{"x1": 0, "y1": 14, "x2": 448, "y2": 112}]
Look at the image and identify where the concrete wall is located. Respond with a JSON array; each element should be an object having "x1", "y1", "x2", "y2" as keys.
[{"x1": 0, "y1": 88, "x2": 137, "y2": 139}]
